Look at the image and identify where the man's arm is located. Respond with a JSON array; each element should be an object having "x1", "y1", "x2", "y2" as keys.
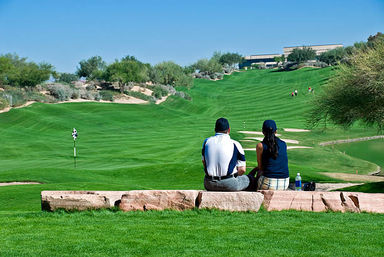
[{"x1": 237, "y1": 166, "x2": 246, "y2": 175}]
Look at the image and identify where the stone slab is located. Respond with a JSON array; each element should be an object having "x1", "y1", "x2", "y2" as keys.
[
  {"x1": 41, "y1": 191, "x2": 129, "y2": 211},
  {"x1": 119, "y1": 190, "x2": 200, "y2": 211},
  {"x1": 197, "y1": 191, "x2": 264, "y2": 212},
  {"x1": 260, "y1": 190, "x2": 384, "y2": 213}
]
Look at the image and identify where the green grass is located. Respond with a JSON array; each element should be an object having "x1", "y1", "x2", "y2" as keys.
[
  {"x1": 1, "y1": 209, "x2": 383, "y2": 257},
  {"x1": 0, "y1": 67, "x2": 383, "y2": 256}
]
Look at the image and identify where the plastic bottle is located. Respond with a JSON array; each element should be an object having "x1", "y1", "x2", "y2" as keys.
[{"x1": 295, "y1": 173, "x2": 302, "y2": 191}]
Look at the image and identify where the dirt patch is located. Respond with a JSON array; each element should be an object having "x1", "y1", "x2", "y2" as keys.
[
  {"x1": 321, "y1": 172, "x2": 384, "y2": 182},
  {"x1": 131, "y1": 86, "x2": 153, "y2": 96},
  {"x1": 0, "y1": 182, "x2": 42, "y2": 187},
  {"x1": 156, "y1": 94, "x2": 170, "y2": 104},
  {"x1": 0, "y1": 101, "x2": 36, "y2": 114}
]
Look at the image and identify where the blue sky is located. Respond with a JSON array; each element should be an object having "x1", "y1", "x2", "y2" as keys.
[{"x1": 0, "y1": 0, "x2": 383, "y2": 72}]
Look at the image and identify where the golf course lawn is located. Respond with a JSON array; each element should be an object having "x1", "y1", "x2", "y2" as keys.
[{"x1": 0, "y1": 67, "x2": 383, "y2": 256}]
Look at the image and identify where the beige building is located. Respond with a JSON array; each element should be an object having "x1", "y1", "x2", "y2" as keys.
[
  {"x1": 242, "y1": 54, "x2": 281, "y2": 68},
  {"x1": 283, "y1": 44, "x2": 343, "y2": 56}
]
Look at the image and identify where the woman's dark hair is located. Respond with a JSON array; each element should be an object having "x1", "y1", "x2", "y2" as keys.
[{"x1": 262, "y1": 127, "x2": 279, "y2": 160}]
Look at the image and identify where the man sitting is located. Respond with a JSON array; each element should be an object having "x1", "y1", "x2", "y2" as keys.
[{"x1": 202, "y1": 118, "x2": 253, "y2": 191}]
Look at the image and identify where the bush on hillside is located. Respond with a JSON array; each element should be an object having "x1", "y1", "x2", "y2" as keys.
[
  {"x1": 99, "y1": 90, "x2": 114, "y2": 101},
  {"x1": 47, "y1": 84, "x2": 73, "y2": 101},
  {"x1": 174, "y1": 91, "x2": 191, "y2": 100},
  {"x1": 125, "y1": 90, "x2": 155, "y2": 103}
]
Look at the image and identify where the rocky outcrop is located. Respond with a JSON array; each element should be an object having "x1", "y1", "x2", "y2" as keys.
[
  {"x1": 41, "y1": 191, "x2": 130, "y2": 211},
  {"x1": 119, "y1": 190, "x2": 200, "y2": 211},
  {"x1": 260, "y1": 190, "x2": 384, "y2": 213},
  {"x1": 198, "y1": 191, "x2": 263, "y2": 212}
]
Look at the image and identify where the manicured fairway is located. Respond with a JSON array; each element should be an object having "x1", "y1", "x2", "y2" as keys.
[{"x1": 0, "y1": 68, "x2": 383, "y2": 256}]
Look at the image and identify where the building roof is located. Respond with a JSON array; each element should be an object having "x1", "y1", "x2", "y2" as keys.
[{"x1": 283, "y1": 43, "x2": 343, "y2": 48}]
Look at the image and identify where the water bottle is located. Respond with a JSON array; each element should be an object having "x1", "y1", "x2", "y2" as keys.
[{"x1": 295, "y1": 173, "x2": 302, "y2": 191}]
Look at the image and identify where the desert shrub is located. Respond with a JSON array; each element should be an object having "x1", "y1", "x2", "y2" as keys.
[
  {"x1": 0, "y1": 88, "x2": 27, "y2": 107},
  {"x1": 0, "y1": 93, "x2": 9, "y2": 109},
  {"x1": 125, "y1": 90, "x2": 155, "y2": 103},
  {"x1": 99, "y1": 90, "x2": 114, "y2": 101},
  {"x1": 175, "y1": 91, "x2": 191, "y2": 100},
  {"x1": 47, "y1": 84, "x2": 73, "y2": 101},
  {"x1": 24, "y1": 90, "x2": 50, "y2": 102}
]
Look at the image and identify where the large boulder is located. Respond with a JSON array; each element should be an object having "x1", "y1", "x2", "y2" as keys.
[
  {"x1": 119, "y1": 190, "x2": 200, "y2": 211},
  {"x1": 41, "y1": 191, "x2": 129, "y2": 211},
  {"x1": 197, "y1": 191, "x2": 264, "y2": 212},
  {"x1": 260, "y1": 190, "x2": 384, "y2": 213}
]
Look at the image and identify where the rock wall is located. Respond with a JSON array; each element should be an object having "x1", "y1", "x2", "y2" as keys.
[{"x1": 41, "y1": 190, "x2": 384, "y2": 213}]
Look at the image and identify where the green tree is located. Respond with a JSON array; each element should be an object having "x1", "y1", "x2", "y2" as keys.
[
  {"x1": 193, "y1": 58, "x2": 222, "y2": 74},
  {"x1": 318, "y1": 47, "x2": 346, "y2": 65},
  {"x1": 76, "y1": 56, "x2": 106, "y2": 80},
  {"x1": 219, "y1": 52, "x2": 243, "y2": 67},
  {"x1": 103, "y1": 56, "x2": 149, "y2": 92},
  {"x1": 287, "y1": 47, "x2": 316, "y2": 63},
  {"x1": 56, "y1": 73, "x2": 79, "y2": 84},
  {"x1": 309, "y1": 42, "x2": 384, "y2": 130},
  {"x1": 367, "y1": 32, "x2": 384, "y2": 48},
  {"x1": 0, "y1": 53, "x2": 54, "y2": 87},
  {"x1": 153, "y1": 61, "x2": 192, "y2": 87}
]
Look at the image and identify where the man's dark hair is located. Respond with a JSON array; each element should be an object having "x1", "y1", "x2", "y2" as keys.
[{"x1": 215, "y1": 118, "x2": 230, "y2": 133}]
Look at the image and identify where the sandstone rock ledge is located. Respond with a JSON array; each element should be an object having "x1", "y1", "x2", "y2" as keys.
[
  {"x1": 119, "y1": 190, "x2": 199, "y2": 211},
  {"x1": 41, "y1": 190, "x2": 384, "y2": 214},
  {"x1": 41, "y1": 191, "x2": 130, "y2": 211},
  {"x1": 198, "y1": 191, "x2": 264, "y2": 212},
  {"x1": 260, "y1": 190, "x2": 384, "y2": 213}
]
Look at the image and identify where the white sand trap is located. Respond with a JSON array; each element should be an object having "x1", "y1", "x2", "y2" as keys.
[
  {"x1": 131, "y1": 86, "x2": 153, "y2": 96},
  {"x1": 239, "y1": 131, "x2": 281, "y2": 136},
  {"x1": 284, "y1": 128, "x2": 311, "y2": 132},
  {"x1": 287, "y1": 146, "x2": 313, "y2": 149},
  {"x1": 244, "y1": 137, "x2": 264, "y2": 141},
  {"x1": 0, "y1": 182, "x2": 42, "y2": 187},
  {"x1": 243, "y1": 137, "x2": 299, "y2": 144},
  {"x1": 282, "y1": 139, "x2": 299, "y2": 144},
  {"x1": 245, "y1": 146, "x2": 312, "y2": 151}
]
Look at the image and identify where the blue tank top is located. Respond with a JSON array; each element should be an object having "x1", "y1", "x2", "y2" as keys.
[{"x1": 261, "y1": 138, "x2": 289, "y2": 178}]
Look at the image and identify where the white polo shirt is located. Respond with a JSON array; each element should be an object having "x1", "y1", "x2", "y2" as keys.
[{"x1": 202, "y1": 133, "x2": 246, "y2": 177}]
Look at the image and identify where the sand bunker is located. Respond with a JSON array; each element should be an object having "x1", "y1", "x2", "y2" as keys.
[
  {"x1": 244, "y1": 137, "x2": 299, "y2": 144},
  {"x1": 239, "y1": 131, "x2": 281, "y2": 136},
  {"x1": 284, "y1": 128, "x2": 311, "y2": 132},
  {"x1": 0, "y1": 182, "x2": 41, "y2": 187},
  {"x1": 287, "y1": 146, "x2": 313, "y2": 149},
  {"x1": 244, "y1": 145, "x2": 312, "y2": 151}
]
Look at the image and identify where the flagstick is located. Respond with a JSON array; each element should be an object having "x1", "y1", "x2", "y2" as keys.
[{"x1": 73, "y1": 140, "x2": 76, "y2": 168}]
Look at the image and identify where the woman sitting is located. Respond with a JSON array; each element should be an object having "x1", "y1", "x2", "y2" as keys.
[{"x1": 252, "y1": 120, "x2": 289, "y2": 190}]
